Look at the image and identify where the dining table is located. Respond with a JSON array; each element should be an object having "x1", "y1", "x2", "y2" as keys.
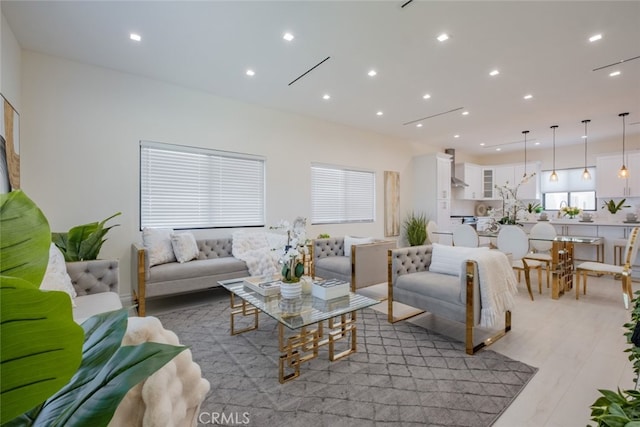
[{"x1": 433, "y1": 229, "x2": 603, "y2": 299}]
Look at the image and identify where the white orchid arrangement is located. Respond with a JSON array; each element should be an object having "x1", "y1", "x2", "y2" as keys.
[
  {"x1": 270, "y1": 216, "x2": 308, "y2": 282},
  {"x1": 494, "y1": 173, "x2": 536, "y2": 225}
]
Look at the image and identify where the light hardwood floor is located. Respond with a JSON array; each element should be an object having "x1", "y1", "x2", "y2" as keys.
[{"x1": 146, "y1": 274, "x2": 636, "y2": 427}]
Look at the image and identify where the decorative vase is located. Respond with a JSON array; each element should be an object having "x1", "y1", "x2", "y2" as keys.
[{"x1": 280, "y1": 282, "x2": 302, "y2": 299}]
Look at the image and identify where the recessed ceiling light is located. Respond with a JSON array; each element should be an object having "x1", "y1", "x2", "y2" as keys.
[
  {"x1": 130, "y1": 33, "x2": 141, "y2": 42},
  {"x1": 480, "y1": 143, "x2": 485, "y2": 146},
  {"x1": 322, "y1": 94, "x2": 330, "y2": 100},
  {"x1": 437, "y1": 33, "x2": 449, "y2": 42},
  {"x1": 589, "y1": 34, "x2": 602, "y2": 42},
  {"x1": 368, "y1": 70, "x2": 377, "y2": 77},
  {"x1": 416, "y1": 123, "x2": 423, "y2": 128},
  {"x1": 535, "y1": 142, "x2": 540, "y2": 146},
  {"x1": 524, "y1": 94, "x2": 533, "y2": 100},
  {"x1": 245, "y1": 69, "x2": 255, "y2": 77},
  {"x1": 610, "y1": 70, "x2": 621, "y2": 77},
  {"x1": 376, "y1": 111, "x2": 383, "y2": 116},
  {"x1": 454, "y1": 134, "x2": 460, "y2": 138},
  {"x1": 423, "y1": 93, "x2": 431, "y2": 99},
  {"x1": 462, "y1": 111, "x2": 469, "y2": 116},
  {"x1": 283, "y1": 32, "x2": 294, "y2": 41},
  {"x1": 489, "y1": 70, "x2": 500, "y2": 76},
  {"x1": 496, "y1": 148, "x2": 502, "y2": 151}
]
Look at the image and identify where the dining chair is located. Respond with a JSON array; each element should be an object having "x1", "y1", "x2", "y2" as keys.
[
  {"x1": 575, "y1": 227, "x2": 640, "y2": 309},
  {"x1": 523, "y1": 222, "x2": 557, "y2": 290},
  {"x1": 452, "y1": 224, "x2": 479, "y2": 248},
  {"x1": 497, "y1": 225, "x2": 542, "y2": 301},
  {"x1": 426, "y1": 220, "x2": 440, "y2": 244}
]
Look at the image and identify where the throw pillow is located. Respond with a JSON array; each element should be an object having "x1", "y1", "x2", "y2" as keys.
[
  {"x1": 142, "y1": 228, "x2": 176, "y2": 267},
  {"x1": 41, "y1": 243, "x2": 77, "y2": 306},
  {"x1": 344, "y1": 235, "x2": 374, "y2": 257},
  {"x1": 171, "y1": 232, "x2": 199, "y2": 263},
  {"x1": 429, "y1": 243, "x2": 489, "y2": 277}
]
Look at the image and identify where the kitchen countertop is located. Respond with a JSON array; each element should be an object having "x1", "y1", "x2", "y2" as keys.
[{"x1": 519, "y1": 219, "x2": 640, "y2": 226}]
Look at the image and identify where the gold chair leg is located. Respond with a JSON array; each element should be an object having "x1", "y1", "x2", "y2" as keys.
[
  {"x1": 575, "y1": 270, "x2": 580, "y2": 299},
  {"x1": 523, "y1": 267, "x2": 534, "y2": 301},
  {"x1": 538, "y1": 266, "x2": 542, "y2": 294}
]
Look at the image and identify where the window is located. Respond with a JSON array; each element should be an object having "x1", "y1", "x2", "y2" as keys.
[
  {"x1": 311, "y1": 163, "x2": 375, "y2": 224},
  {"x1": 140, "y1": 140, "x2": 265, "y2": 229},
  {"x1": 541, "y1": 167, "x2": 596, "y2": 211}
]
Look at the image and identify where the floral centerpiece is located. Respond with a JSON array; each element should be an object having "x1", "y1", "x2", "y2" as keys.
[
  {"x1": 493, "y1": 173, "x2": 536, "y2": 225},
  {"x1": 561, "y1": 206, "x2": 581, "y2": 219},
  {"x1": 270, "y1": 217, "x2": 307, "y2": 283}
]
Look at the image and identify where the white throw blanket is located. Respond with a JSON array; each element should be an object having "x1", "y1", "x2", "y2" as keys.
[
  {"x1": 467, "y1": 250, "x2": 519, "y2": 328},
  {"x1": 232, "y1": 231, "x2": 286, "y2": 277}
]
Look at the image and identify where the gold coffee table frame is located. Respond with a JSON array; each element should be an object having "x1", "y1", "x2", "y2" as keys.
[{"x1": 221, "y1": 278, "x2": 377, "y2": 384}]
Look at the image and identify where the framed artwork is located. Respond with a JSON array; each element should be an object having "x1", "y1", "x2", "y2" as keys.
[
  {"x1": 384, "y1": 171, "x2": 400, "y2": 237},
  {"x1": 1, "y1": 94, "x2": 20, "y2": 193}
]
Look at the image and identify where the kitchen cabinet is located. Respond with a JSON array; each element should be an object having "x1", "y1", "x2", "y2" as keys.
[
  {"x1": 596, "y1": 153, "x2": 640, "y2": 198},
  {"x1": 413, "y1": 153, "x2": 451, "y2": 228},
  {"x1": 482, "y1": 168, "x2": 495, "y2": 198},
  {"x1": 455, "y1": 163, "x2": 482, "y2": 200},
  {"x1": 493, "y1": 163, "x2": 539, "y2": 200}
]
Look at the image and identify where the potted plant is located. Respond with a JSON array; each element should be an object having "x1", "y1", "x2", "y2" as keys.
[
  {"x1": 404, "y1": 212, "x2": 428, "y2": 246},
  {"x1": 602, "y1": 199, "x2": 631, "y2": 215},
  {"x1": 0, "y1": 190, "x2": 184, "y2": 426},
  {"x1": 52, "y1": 212, "x2": 121, "y2": 261},
  {"x1": 589, "y1": 290, "x2": 640, "y2": 425}
]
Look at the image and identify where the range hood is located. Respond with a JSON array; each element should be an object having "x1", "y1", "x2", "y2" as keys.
[{"x1": 444, "y1": 148, "x2": 469, "y2": 188}]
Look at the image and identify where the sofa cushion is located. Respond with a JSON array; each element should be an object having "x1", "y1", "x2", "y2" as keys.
[
  {"x1": 395, "y1": 271, "x2": 462, "y2": 305},
  {"x1": 344, "y1": 235, "x2": 373, "y2": 257},
  {"x1": 143, "y1": 228, "x2": 176, "y2": 267},
  {"x1": 149, "y1": 257, "x2": 248, "y2": 283},
  {"x1": 171, "y1": 232, "x2": 199, "y2": 263},
  {"x1": 41, "y1": 243, "x2": 77, "y2": 306},
  {"x1": 315, "y1": 256, "x2": 351, "y2": 277},
  {"x1": 429, "y1": 243, "x2": 488, "y2": 277},
  {"x1": 73, "y1": 292, "x2": 122, "y2": 324}
]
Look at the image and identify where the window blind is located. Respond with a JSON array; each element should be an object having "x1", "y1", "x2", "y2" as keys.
[
  {"x1": 140, "y1": 140, "x2": 265, "y2": 229},
  {"x1": 541, "y1": 167, "x2": 596, "y2": 192},
  {"x1": 311, "y1": 163, "x2": 375, "y2": 224}
]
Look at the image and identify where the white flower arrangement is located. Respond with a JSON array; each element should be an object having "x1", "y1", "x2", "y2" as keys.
[
  {"x1": 270, "y1": 217, "x2": 308, "y2": 282},
  {"x1": 493, "y1": 173, "x2": 536, "y2": 224}
]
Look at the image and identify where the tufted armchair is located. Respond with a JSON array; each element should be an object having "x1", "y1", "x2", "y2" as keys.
[
  {"x1": 66, "y1": 259, "x2": 122, "y2": 323},
  {"x1": 311, "y1": 237, "x2": 396, "y2": 292},
  {"x1": 388, "y1": 245, "x2": 512, "y2": 354}
]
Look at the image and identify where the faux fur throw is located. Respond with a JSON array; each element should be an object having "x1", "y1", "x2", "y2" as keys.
[
  {"x1": 109, "y1": 316, "x2": 210, "y2": 427},
  {"x1": 232, "y1": 231, "x2": 286, "y2": 277},
  {"x1": 467, "y1": 250, "x2": 519, "y2": 328}
]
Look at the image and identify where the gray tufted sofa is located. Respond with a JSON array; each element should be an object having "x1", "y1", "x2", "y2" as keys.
[
  {"x1": 312, "y1": 237, "x2": 397, "y2": 291},
  {"x1": 66, "y1": 259, "x2": 122, "y2": 323},
  {"x1": 387, "y1": 245, "x2": 511, "y2": 355},
  {"x1": 132, "y1": 238, "x2": 249, "y2": 316}
]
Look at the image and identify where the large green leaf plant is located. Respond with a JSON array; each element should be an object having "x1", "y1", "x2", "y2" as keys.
[
  {"x1": 0, "y1": 190, "x2": 186, "y2": 426},
  {"x1": 52, "y1": 211, "x2": 122, "y2": 261}
]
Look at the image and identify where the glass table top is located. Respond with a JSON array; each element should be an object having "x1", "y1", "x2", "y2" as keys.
[
  {"x1": 219, "y1": 278, "x2": 380, "y2": 330},
  {"x1": 434, "y1": 229, "x2": 602, "y2": 243}
]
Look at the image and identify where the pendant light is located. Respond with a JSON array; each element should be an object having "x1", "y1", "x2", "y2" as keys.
[
  {"x1": 550, "y1": 125, "x2": 559, "y2": 182},
  {"x1": 522, "y1": 130, "x2": 529, "y2": 182},
  {"x1": 618, "y1": 112, "x2": 630, "y2": 179},
  {"x1": 581, "y1": 119, "x2": 591, "y2": 180}
]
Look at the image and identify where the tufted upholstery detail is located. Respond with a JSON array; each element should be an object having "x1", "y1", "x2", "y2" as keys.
[
  {"x1": 390, "y1": 245, "x2": 433, "y2": 284},
  {"x1": 313, "y1": 237, "x2": 345, "y2": 259},
  {"x1": 66, "y1": 259, "x2": 119, "y2": 296},
  {"x1": 197, "y1": 238, "x2": 234, "y2": 259}
]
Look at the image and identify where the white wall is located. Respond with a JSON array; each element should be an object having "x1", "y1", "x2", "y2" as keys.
[
  {"x1": 20, "y1": 51, "x2": 424, "y2": 297},
  {"x1": 1, "y1": 12, "x2": 21, "y2": 110}
]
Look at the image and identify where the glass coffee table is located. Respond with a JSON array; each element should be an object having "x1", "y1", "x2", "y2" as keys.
[{"x1": 219, "y1": 277, "x2": 379, "y2": 383}]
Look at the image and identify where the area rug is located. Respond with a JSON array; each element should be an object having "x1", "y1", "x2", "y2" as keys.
[{"x1": 155, "y1": 298, "x2": 537, "y2": 427}]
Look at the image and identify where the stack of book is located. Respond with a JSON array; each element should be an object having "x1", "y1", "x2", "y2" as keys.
[
  {"x1": 311, "y1": 278, "x2": 350, "y2": 300},
  {"x1": 312, "y1": 295, "x2": 350, "y2": 311}
]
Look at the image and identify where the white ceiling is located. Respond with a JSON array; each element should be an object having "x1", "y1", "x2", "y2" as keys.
[{"x1": 3, "y1": 1, "x2": 640, "y2": 154}]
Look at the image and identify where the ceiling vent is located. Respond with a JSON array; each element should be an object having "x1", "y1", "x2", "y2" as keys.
[{"x1": 444, "y1": 148, "x2": 469, "y2": 188}]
